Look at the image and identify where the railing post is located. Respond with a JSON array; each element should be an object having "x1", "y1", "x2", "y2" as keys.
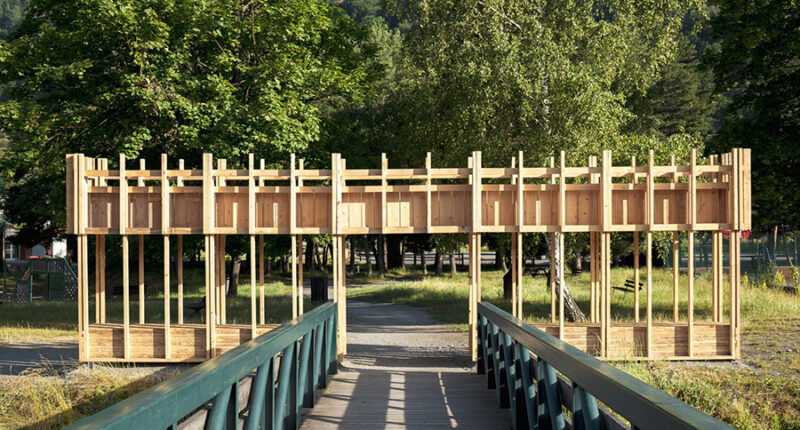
[
  {"x1": 273, "y1": 343, "x2": 296, "y2": 429},
  {"x1": 514, "y1": 343, "x2": 536, "y2": 429},
  {"x1": 206, "y1": 382, "x2": 233, "y2": 430},
  {"x1": 501, "y1": 333, "x2": 518, "y2": 420},
  {"x1": 477, "y1": 313, "x2": 485, "y2": 374},
  {"x1": 490, "y1": 323, "x2": 509, "y2": 408},
  {"x1": 312, "y1": 322, "x2": 325, "y2": 403},
  {"x1": 287, "y1": 341, "x2": 299, "y2": 430},
  {"x1": 244, "y1": 358, "x2": 273, "y2": 430},
  {"x1": 298, "y1": 330, "x2": 313, "y2": 410},
  {"x1": 538, "y1": 357, "x2": 565, "y2": 430}
]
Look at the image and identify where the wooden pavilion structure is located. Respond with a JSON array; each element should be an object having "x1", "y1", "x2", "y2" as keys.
[{"x1": 66, "y1": 148, "x2": 750, "y2": 363}]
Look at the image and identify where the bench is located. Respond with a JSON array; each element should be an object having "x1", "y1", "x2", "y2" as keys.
[
  {"x1": 613, "y1": 279, "x2": 643, "y2": 294},
  {"x1": 185, "y1": 296, "x2": 205, "y2": 314},
  {"x1": 526, "y1": 264, "x2": 550, "y2": 278}
]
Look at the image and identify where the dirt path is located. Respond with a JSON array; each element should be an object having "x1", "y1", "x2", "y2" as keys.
[{"x1": 300, "y1": 301, "x2": 511, "y2": 429}]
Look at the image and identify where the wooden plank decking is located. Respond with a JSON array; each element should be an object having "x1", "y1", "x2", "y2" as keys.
[{"x1": 300, "y1": 301, "x2": 511, "y2": 429}]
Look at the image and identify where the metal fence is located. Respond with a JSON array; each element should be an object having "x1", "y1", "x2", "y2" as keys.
[
  {"x1": 477, "y1": 301, "x2": 733, "y2": 430},
  {"x1": 664, "y1": 232, "x2": 798, "y2": 282},
  {"x1": 65, "y1": 301, "x2": 337, "y2": 430}
]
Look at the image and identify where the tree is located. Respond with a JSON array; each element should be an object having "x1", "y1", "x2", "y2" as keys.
[
  {"x1": 703, "y1": 0, "x2": 800, "y2": 229},
  {"x1": 383, "y1": 0, "x2": 702, "y2": 169},
  {"x1": 0, "y1": 0, "x2": 373, "y2": 247},
  {"x1": 0, "y1": 0, "x2": 28, "y2": 39}
]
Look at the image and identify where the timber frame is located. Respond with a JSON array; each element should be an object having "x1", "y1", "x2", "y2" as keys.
[{"x1": 67, "y1": 148, "x2": 750, "y2": 362}]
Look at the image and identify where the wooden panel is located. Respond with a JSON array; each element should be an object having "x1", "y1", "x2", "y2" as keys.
[
  {"x1": 653, "y1": 190, "x2": 686, "y2": 225},
  {"x1": 89, "y1": 192, "x2": 119, "y2": 229},
  {"x1": 297, "y1": 191, "x2": 332, "y2": 229},
  {"x1": 256, "y1": 192, "x2": 289, "y2": 228},
  {"x1": 528, "y1": 322, "x2": 730, "y2": 360},
  {"x1": 431, "y1": 190, "x2": 470, "y2": 227},
  {"x1": 522, "y1": 191, "x2": 557, "y2": 225},
  {"x1": 87, "y1": 323, "x2": 279, "y2": 362},
  {"x1": 612, "y1": 190, "x2": 645, "y2": 225},
  {"x1": 171, "y1": 193, "x2": 203, "y2": 229}
]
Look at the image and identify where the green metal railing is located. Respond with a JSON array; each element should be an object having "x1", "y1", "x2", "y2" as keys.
[
  {"x1": 66, "y1": 301, "x2": 337, "y2": 430},
  {"x1": 477, "y1": 302, "x2": 734, "y2": 430}
]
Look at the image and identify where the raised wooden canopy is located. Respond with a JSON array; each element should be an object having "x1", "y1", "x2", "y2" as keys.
[{"x1": 66, "y1": 149, "x2": 751, "y2": 236}]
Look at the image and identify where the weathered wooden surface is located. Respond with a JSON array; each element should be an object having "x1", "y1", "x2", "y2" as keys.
[{"x1": 300, "y1": 301, "x2": 511, "y2": 429}]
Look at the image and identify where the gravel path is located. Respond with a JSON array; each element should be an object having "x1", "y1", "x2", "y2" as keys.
[{"x1": 300, "y1": 300, "x2": 511, "y2": 429}]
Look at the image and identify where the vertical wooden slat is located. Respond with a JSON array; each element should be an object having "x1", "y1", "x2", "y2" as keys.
[
  {"x1": 250, "y1": 235, "x2": 257, "y2": 338},
  {"x1": 99, "y1": 235, "x2": 106, "y2": 323},
  {"x1": 558, "y1": 230, "x2": 565, "y2": 340},
  {"x1": 646, "y1": 231, "x2": 653, "y2": 357},
  {"x1": 633, "y1": 232, "x2": 639, "y2": 323},
  {"x1": 515, "y1": 232, "x2": 523, "y2": 318},
  {"x1": 259, "y1": 235, "x2": 265, "y2": 325},
  {"x1": 164, "y1": 235, "x2": 170, "y2": 359},
  {"x1": 550, "y1": 232, "x2": 556, "y2": 323},
  {"x1": 511, "y1": 233, "x2": 517, "y2": 318},
  {"x1": 599, "y1": 232, "x2": 606, "y2": 357},
  {"x1": 77, "y1": 232, "x2": 84, "y2": 360},
  {"x1": 671, "y1": 155, "x2": 679, "y2": 323},
  {"x1": 381, "y1": 153, "x2": 387, "y2": 233},
  {"x1": 687, "y1": 231, "x2": 695, "y2": 357},
  {"x1": 601, "y1": 151, "x2": 612, "y2": 230},
  {"x1": 298, "y1": 235, "x2": 304, "y2": 315},
  {"x1": 426, "y1": 152, "x2": 432, "y2": 232},
  {"x1": 690, "y1": 149, "x2": 697, "y2": 230},
  {"x1": 95, "y1": 235, "x2": 100, "y2": 323},
  {"x1": 177, "y1": 235, "x2": 183, "y2": 325},
  {"x1": 122, "y1": 235, "x2": 130, "y2": 359},
  {"x1": 138, "y1": 235, "x2": 145, "y2": 324},
  {"x1": 468, "y1": 232, "x2": 475, "y2": 359},
  {"x1": 291, "y1": 234, "x2": 297, "y2": 319}
]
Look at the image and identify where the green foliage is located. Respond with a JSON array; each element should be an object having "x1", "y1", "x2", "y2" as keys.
[
  {"x1": 703, "y1": 0, "x2": 800, "y2": 228},
  {"x1": 0, "y1": 0, "x2": 373, "y2": 246},
  {"x1": 381, "y1": 0, "x2": 703, "y2": 168},
  {"x1": 0, "y1": 0, "x2": 27, "y2": 39}
]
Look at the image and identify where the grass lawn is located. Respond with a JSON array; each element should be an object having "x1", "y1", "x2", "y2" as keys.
[
  {"x1": 349, "y1": 266, "x2": 800, "y2": 429},
  {"x1": 0, "y1": 267, "x2": 304, "y2": 429}
]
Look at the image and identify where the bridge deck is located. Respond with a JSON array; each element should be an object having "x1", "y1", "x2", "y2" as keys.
[{"x1": 300, "y1": 301, "x2": 511, "y2": 429}]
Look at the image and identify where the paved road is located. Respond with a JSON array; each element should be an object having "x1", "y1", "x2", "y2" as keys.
[
  {"x1": 0, "y1": 341, "x2": 78, "y2": 375},
  {"x1": 300, "y1": 301, "x2": 511, "y2": 429}
]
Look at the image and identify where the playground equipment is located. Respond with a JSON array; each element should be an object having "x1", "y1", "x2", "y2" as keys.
[
  {"x1": 1, "y1": 257, "x2": 77, "y2": 303},
  {"x1": 66, "y1": 148, "x2": 750, "y2": 363}
]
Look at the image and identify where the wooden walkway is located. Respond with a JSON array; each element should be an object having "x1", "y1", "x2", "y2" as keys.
[{"x1": 300, "y1": 301, "x2": 511, "y2": 429}]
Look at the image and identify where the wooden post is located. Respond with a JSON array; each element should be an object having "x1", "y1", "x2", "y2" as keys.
[
  {"x1": 163, "y1": 235, "x2": 170, "y2": 358},
  {"x1": 550, "y1": 232, "x2": 556, "y2": 323},
  {"x1": 291, "y1": 234, "x2": 297, "y2": 319},
  {"x1": 589, "y1": 232, "x2": 595, "y2": 323},
  {"x1": 688, "y1": 231, "x2": 695, "y2": 357},
  {"x1": 426, "y1": 152, "x2": 432, "y2": 232},
  {"x1": 558, "y1": 231, "x2": 565, "y2": 340},
  {"x1": 599, "y1": 232, "x2": 607, "y2": 358},
  {"x1": 646, "y1": 232, "x2": 653, "y2": 357},
  {"x1": 250, "y1": 235, "x2": 257, "y2": 339},
  {"x1": 138, "y1": 235, "x2": 145, "y2": 324},
  {"x1": 516, "y1": 151, "x2": 524, "y2": 318},
  {"x1": 298, "y1": 235, "x2": 304, "y2": 315},
  {"x1": 177, "y1": 235, "x2": 183, "y2": 325},
  {"x1": 259, "y1": 235, "x2": 265, "y2": 325},
  {"x1": 290, "y1": 153, "x2": 297, "y2": 319},
  {"x1": 671, "y1": 155, "x2": 680, "y2": 322},
  {"x1": 633, "y1": 232, "x2": 640, "y2": 323},
  {"x1": 206, "y1": 234, "x2": 216, "y2": 357},
  {"x1": 511, "y1": 232, "x2": 517, "y2": 318},
  {"x1": 118, "y1": 154, "x2": 130, "y2": 359}
]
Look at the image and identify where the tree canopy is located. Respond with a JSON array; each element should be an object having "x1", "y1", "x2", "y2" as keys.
[{"x1": 0, "y1": 0, "x2": 374, "y2": 244}]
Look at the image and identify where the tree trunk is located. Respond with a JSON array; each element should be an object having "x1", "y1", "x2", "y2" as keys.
[
  {"x1": 413, "y1": 251, "x2": 417, "y2": 266},
  {"x1": 400, "y1": 241, "x2": 406, "y2": 270},
  {"x1": 421, "y1": 251, "x2": 427, "y2": 275},
  {"x1": 306, "y1": 239, "x2": 314, "y2": 272},
  {"x1": 266, "y1": 259, "x2": 271, "y2": 276},
  {"x1": 386, "y1": 236, "x2": 403, "y2": 269},
  {"x1": 449, "y1": 253, "x2": 457, "y2": 274},
  {"x1": 375, "y1": 236, "x2": 386, "y2": 277},
  {"x1": 349, "y1": 236, "x2": 356, "y2": 275},
  {"x1": 435, "y1": 250, "x2": 443, "y2": 275},
  {"x1": 553, "y1": 232, "x2": 586, "y2": 322},
  {"x1": 382, "y1": 235, "x2": 388, "y2": 271},
  {"x1": 227, "y1": 255, "x2": 241, "y2": 297},
  {"x1": 364, "y1": 235, "x2": 373, "y2": 277},
  {"x1": 323, "y1": 244, "x2": 329, "y2": 268},
  {"x1": 574, "y1": 250, "x2": 583, "y2": 273}
]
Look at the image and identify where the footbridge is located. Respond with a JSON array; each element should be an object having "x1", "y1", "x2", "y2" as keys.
[{"x1": 65, "y1": 300, "x2": 733, "y2": 430}]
